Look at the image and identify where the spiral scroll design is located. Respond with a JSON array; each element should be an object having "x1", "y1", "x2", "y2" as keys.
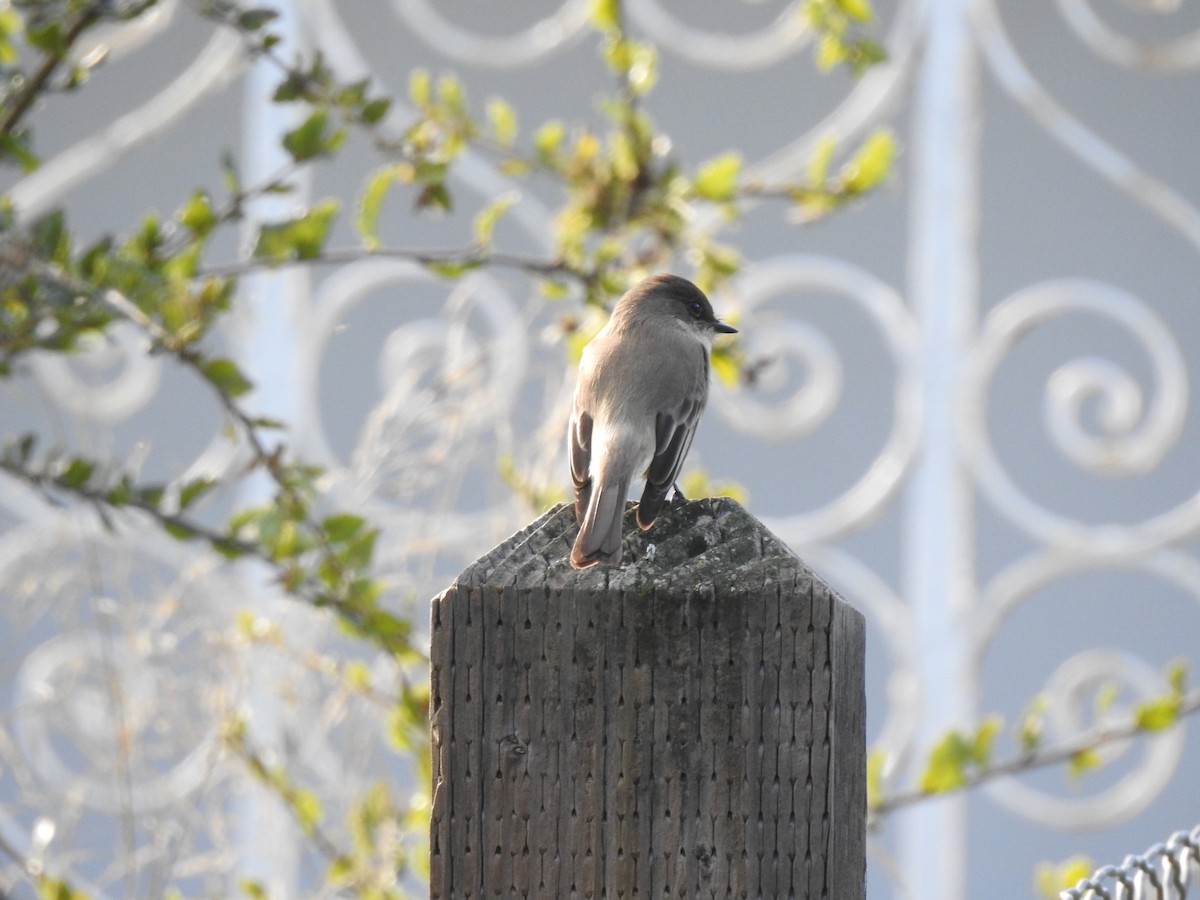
[
  {"x1": 626, "y1": 0, "x2": 809, "y2": 69},
  {"x1": 0, "y1": 519, "x2": 239, "y2": 816},
  {"x1": 1054, "y1": 0, "x2": 1200, "y2": 71},
  {"x1": 973, "y1": 0, "x2": 1200, "y2": 254},
  {"x1": 717, "y1": 255, "x2": 921, "y2": 542},
  {"x1": 390, "y1": 0, "x2": 590, "y2": 66},
  {"x1": 302, "y1": 262, "x2": 527, "y2": 509},
  {"x1": 9, "y1": 29, "x2": 245, "y2": 220},
  {"x1": 986, "y1": 647, "x2": 1184, "y2": 829},
  {"x1": 29, "y1": 321, "x2": 163, "y2": 423},
  {"x1": 963, "y1": 279, "x2": 1191, "y2": 553},
  {"x1": 974, "y1": 548, "x2": 1200, "y2": 828}
]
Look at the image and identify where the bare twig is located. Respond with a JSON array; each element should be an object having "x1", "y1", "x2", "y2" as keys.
[{"x1": 197, "y1": 244, "x2": 581, "y2": 282}]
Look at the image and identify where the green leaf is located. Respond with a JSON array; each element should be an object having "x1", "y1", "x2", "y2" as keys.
[
  {"x1": 409, "y1": 68, "x2": 431, "y2": 107},
  {"x1": 343, "y1": 607, "x2": 411, "y2": 651},
  {"x1": 179, "y1": 477, "x2": 215, "y2": 509},
  {"x1": 240, "y1": 879, "x2": 268, "y2": 900},
  {"x1": 282, "y1": 108, "x2": 346, "y2": 163},
  {"x1": 807, "y1": 134, "x2": 837, "y2": 186},
  {"x1": 1135, "y1": 695, "x2": 1182, "y2": 732},
  {"x1": 1068, "y1": 747, "x2": 1102, "y2": 778},
  {"x1": 969, "y1": 715, "x2": 1002, "y2": 767},
  {"x1": 425, "y1": 258, "x2": 481, "y2": 279},
  {"x1": 589, "y1": 0, "x2": 620, "y2": 30},
  {"x1": 0, "y1": 132, "x2": 40, "y2": 172},
  {"x1": 416, "y1": 181, "x2": 453, "y2": 212},
  {"x1": 1018, "y1": 712, "x2": 1044, "y2": 753},
  {"x1": 355, "y1": 163, "x2": 413, "y2": 250},
  {"x1": 27, "y1": 21, "x2": 65, "y2": 55},
  {"x1": 486, "y1": 96, "x2": 518, "y2": 146},
  {"x1": 919, "y1": 730, "x2": 971, "y2": 793},
  {"x1": 272, "y1": 70, "x2": 308, "y2": 103},
  {"x1": 178, "y1": 190, "x2": 217, "y2": 238},
  {"x1": 840, "y1": 128, "x2": 896, "y2": 192},
  {"x1": 436, "y1": 73, "x2": 465, "y2": 115},
  {"x1": 268, "y1": 518, "x2": 305, "y2": 560},
  {"x1": 693, "y1": 152, "x2": 742, "y2": 202},
  {"x1": 36, "y1": 876, "x2": 90, "y2": 900},
  {"x1": 1035, "y1": 856, "x2": 1094, "y2": 900},
  {"x1": 499, "y1": 157, "x2": 532, "y2": 177},
  {"x1": 164, "y1": 520, "x2": 198, "y2": 541},
  {"x1": 838, "y1": 0, "x2": 874, "y2": 22},
  {"x1": 128, "y1": 212, "x2": 165, "y2": 263},
  {"x1": 106, "y1": 477, "x2": 132, "y2": 506},
  {"x1": 847, "y1": 38, "x2": 887, "y2": 75},
  {"x1": 0, "y1": 9, "x2": 21, "y2": 65},
  {"x1": 816, "y1": 33, "x2": 847, "y2": 71},
  {"x1": 711, "y1": 343, "x2": 741, "y2": 388},
  {"x1": 607, "y1": 130, "x2": 639, "y2": 182},
  {"x1": 1094, "y1": 681, "x2": 1119, "y2": 714},
  {"x1": 5, "y1": 434, "x2": 37, "y2": 465},
  {"x1": 866, "y1": 747, "x2": 887, "y2": 811},
  {"x1": 236, "y1": 8, "x2": 279, "y2": 30},
  {"x1": 323, "y1": 513, "x2": 366, "y2": 543},
  {"x1": 360, "y1": 96, "x2": 391, "y2": 125},
  {"x1": 336, "y1": 77, "x2": 369, "y2": 108},
  {"x1": 601, "y1": 34, "x2": 633, "y2": 75},
  {"x1": 1167, "y1": 659, "x2": 1188, "y2": 695},
  {"x1": 533, "y1": 120, "x2": 566, "y2": 165},
  {"x1": 293, "y1": 787, "x2": 324, "y2": 833},
  {"x1": 626, "y1": 41, "x2": 658, "y2": 96},
  {"x1": 539, "y1": 279, "x2": 571, "y2": 299},
  {"x1": 253, "y1": 199, "x2": 340, "y2": 262},
  {"x1": 343, "y1": 660, "x2": 372, "y2": 691},
  {"x1": 31, "y1": 209, "x2": 70, "y2": 264},
  {"x1": 60, "y1": 457, "x2": 94, "y2": 489},
  {"x1": 213, "y1": 536, "x2": 248, "y2": 560},
  {"x1": 202, "y1": 358, "x2": 253, "y2": 397},
  {"x1": 695, "y1": 242, "x2": 741, "y2": 294},
  {"x1": 137, "y1": 485, "x2": 165, "y2": 509},
  {"x1": 347, "y1": 577, "x2": 385, "y2": 612},
  {"x1": 341, "y1": 528, "x2": 378, "y2": 571},
  {"x1": 472, "y1": 192, "x2": 518, "y2": 246},
  {"x1": 349, "y1": 782, "x2": 397, "y2": 851}
]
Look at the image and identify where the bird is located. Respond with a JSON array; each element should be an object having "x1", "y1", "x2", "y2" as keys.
[{"x1": 568, "y1": 273, "x2": 737, "y2": 568}]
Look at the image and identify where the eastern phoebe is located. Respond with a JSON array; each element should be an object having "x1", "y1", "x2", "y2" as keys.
[{"x1": 568, "y1": 274, "x2": 737, "y2": 568}]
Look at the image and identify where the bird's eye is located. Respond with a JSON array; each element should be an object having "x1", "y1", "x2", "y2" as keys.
[{"x1": 688, "y1": 300, "x2": 704, "y2": 318}]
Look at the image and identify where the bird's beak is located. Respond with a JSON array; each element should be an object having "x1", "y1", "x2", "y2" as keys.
[{"x1": 713, "y1": 320, "x2": 738, "y2": 334}]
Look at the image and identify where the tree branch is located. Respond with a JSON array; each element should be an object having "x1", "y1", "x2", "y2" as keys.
[
  {"x1": 197, "y1": 243, "x2": 584, "y2": 283},
  {"x1": 0, "y1": 5, "x2": 103, "y2": 137},
  {"x1": 874, "y1": 687, "x2": 1200, "y2": 815}
]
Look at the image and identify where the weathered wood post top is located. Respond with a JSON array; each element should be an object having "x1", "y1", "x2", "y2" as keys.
[{"x1": 430, "y1": 497, "x2": 865, "y2": 899}]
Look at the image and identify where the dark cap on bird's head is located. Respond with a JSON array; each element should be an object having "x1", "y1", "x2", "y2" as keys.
[{"x1": 613, "y1": 274, "x2": 738, "y2": 335}]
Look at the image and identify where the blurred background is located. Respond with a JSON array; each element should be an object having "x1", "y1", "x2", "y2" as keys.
[{"x1": 2, "y1": 0, "x2": 1199, "y2": 897}]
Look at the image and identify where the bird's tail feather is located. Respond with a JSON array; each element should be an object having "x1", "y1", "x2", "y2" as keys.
[{"x1": 570, "y1": 477, "x2": 630, "y2": 568}]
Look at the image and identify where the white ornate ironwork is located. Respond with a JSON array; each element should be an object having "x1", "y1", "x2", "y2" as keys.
[{"x1": 1, "y1": 0, "x2": 1197, "y2": 897}]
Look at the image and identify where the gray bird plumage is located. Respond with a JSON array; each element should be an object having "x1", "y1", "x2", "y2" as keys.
[{"x1": 568, "y1": 274, "x2": 737, "y2": 568}]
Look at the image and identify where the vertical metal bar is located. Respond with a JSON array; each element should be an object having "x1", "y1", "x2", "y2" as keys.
[
  {"x1": 236, "y1": 7, "x2": 311, "y2": 443},
  {"x1": 901, "y1": 0, "x2": 981, "y2": 896},
  {"x1": 232, "y1": 1, "x2": 311, "y2": 895}
]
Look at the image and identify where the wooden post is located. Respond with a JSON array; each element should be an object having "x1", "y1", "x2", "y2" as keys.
[{"x1": 430, "y1": 497, "x2": 865, "y2": 899}]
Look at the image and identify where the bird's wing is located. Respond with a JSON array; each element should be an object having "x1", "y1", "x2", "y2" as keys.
[
  {"x1": 569, "y1": 407, "x2": 593, "y2": 522},
  {"x1": 637, "y1": 396, "x2": 701, "y2": 527}
]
